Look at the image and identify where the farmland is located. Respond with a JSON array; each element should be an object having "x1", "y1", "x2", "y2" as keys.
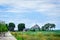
[{"x1": 11, "y1": 30, "x2": 60, "y2": 40}]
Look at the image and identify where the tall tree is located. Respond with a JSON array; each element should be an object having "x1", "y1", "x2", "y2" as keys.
[
  {"x1": 42, "y1": 23, "x2": 50, "y2": 31},
  {"x1": 8, "y1": 22, "x2": 15, "y2": 31},
  {"x1": 6, "y1": 24, "x2": 9, "y2": 30},
  {"x1": 0, "y1": 21, "x2": 8, "y2": 36},
  {"x1": 18, "y1": 23, "x2": 25, "y2": 31},
  {"x1": 42, "y1": 23, "x2": 56, "y2": 31},
  {"x1": 45, "y1": 23, "x2": 50, "y2": 30},
  {"x1": 50, "y1": 24, "x2": 56, "y2": 30}
]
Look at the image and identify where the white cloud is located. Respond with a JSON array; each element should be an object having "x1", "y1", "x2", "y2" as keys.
[
  {"x1": 0, "y1": 0, "x2": 59, "y2": 15},
  {"x1": 0, "y1": 0, "x2": 54, "y2": 12},
  {"x1": 36, "y1": 3, "x2": 55, "y2": 12},
  {"x1": 0, "y1": 0, "x2": 60, "y2": 19}
]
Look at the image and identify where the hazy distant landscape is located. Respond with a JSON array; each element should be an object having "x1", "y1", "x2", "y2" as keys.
[
  {"x1": 0, "y1": 21, "x2": 60, "y2": 40},
  {"x1": 0, "y1": 0, "x2": 60, "y2": 40}
]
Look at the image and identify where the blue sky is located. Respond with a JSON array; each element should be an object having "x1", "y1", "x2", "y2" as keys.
[{"x1": 0, "y1": 0, "x2": 60, "y2": 30}]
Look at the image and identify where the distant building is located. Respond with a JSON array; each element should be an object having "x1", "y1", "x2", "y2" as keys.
[{"x1": 30, "y1": 24, "x2": 40, "y2": 31}]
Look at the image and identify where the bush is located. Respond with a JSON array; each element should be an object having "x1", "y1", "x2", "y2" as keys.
[
  {"x1": 0, "y1": 21, "x2": 8, "y2": 37},
  {"x1": 0, "y1": 21, "x2": 8, "y2": 32}
]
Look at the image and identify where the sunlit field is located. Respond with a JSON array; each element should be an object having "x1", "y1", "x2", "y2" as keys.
[{"x1": 11, "y1": 30, "x2": 60, "y2": 40}]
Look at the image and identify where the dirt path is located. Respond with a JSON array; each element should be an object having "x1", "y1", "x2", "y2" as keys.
[{"x1": 0, "y1": 32, "x2": 16, "y2": 40}]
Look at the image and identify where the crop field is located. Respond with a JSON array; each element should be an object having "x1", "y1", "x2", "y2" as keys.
[{"x1": 11, "y1": 30, "x2": 60, "y2": 40}]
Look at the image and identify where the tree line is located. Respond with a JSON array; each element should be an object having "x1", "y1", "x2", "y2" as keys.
[{"x1": 0, "y1": 21, "x2": 56, "y2": 32}]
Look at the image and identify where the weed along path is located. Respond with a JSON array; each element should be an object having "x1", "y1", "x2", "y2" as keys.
[{"x1": 0, "y1": 31, "x2": 16, "y2": 40}]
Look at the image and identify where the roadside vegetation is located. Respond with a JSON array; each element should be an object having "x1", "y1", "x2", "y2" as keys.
[
  {"x1": 11, "y1": 31, "x2": 60, "y2": 40},
  {"x1": 0, "y1": 21, "x2": 8, "y2": 36}
]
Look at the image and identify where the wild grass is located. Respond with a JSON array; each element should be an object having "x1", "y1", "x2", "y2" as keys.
[{"x1": 11, "y1": 31, "x2": 60, "y2": 40}]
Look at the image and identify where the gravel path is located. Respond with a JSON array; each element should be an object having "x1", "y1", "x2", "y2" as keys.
[{"x1": 0, "y1": 32, "x2": 16, "y2": 40}]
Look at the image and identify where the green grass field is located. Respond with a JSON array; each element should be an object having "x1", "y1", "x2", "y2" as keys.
[{"x1": 11, "y1": 30, "x2": 60, "y2": 40}]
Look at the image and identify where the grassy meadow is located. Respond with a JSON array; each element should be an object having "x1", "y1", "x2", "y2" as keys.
[{"x1": 11, "y1": 30, "x2": 60, "y2": 40}]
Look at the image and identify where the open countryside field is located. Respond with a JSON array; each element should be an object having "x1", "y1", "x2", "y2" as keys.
[{"x1": 11, "y1": 30, "x2": 60, "y2": 40}]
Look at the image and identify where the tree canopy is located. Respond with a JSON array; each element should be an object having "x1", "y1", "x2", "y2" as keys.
[
  {"x1": 8, "y1": 22, "x2": 15, "y2": 31},
  {"x1": 18, "y1": 23, "x2": 25, "y2": 31},
  {"x1": 41, "y1": 23, "x2": 56, "y2": 31}
]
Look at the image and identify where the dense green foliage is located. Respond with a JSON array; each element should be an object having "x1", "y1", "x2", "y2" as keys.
[
  {"x1": 11, "y1": 30, "x2": 60, "y2": 40},
  {"x1": 6, "y1": 24, "x2": 9, "y2": 30},
  {"x1": 41, "y1": 23, "x2": 55, "y2": 31},
  {"x1": 8, "y1": 22, "x2": 15, "y2": 31},
  {"x1": 0, "y1": 21, "x2": 56, "y2": 32},
  {"x1": 18, "y1": 23, "x2": 25, "y2": 31},
  {"x1": 0, "y1": 21, "x2": 8, "y2": 32}
]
